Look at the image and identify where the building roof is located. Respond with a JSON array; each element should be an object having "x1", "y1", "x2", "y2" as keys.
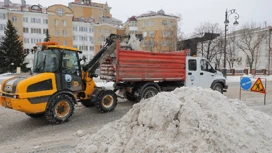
[{"x1": 137, "y1": 9, "x2": 178, "y2": 19}]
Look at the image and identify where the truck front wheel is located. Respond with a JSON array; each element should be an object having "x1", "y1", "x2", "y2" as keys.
[
  {"x1": 96, "y1": 90, "x2": 117, "y2": 113},
  {"x1": 45, "y1": 94, "x2": 75, "y2": 124},
  {"x1": 213, "y1": 83, "x2": 223, "y2": 94},
  {"x1": 141, "y1": 86, "x2": 159, "y2": 100}
]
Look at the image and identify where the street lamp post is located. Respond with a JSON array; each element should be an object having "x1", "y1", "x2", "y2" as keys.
[
  {"x1": 223, "y1": 9, "x2": 239, "y2": 78},
  {"x1": 268, "y1": 27, "x2": 272, "y2": 75}
]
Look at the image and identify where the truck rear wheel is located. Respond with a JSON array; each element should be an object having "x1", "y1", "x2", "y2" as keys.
[
  {"x1": 25, "y1": 112, "x2": 45, "y2": 118},
  {"x1": 213, "y1": 83, "x2": 223, "y2": 94},
  {"x1": 95, "y1": 90, "x2": 117, "y2": 113},
  {"x1": 45, "y1": 94, "x2": 75, "y2": 124},
  {"x1": 80, "y1": 99, "x2": 94, "y2": 107},
  {"x1": 141, "y1": 86, "x2": 159, "y2": 100}
]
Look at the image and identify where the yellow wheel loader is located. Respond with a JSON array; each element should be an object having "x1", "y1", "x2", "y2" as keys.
[{"x1": 0, "y1": 34, "x2": 122, "y2": 124}]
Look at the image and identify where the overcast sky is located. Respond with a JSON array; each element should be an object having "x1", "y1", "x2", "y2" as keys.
[{"x1": 11, "y1": 0, "x2": 272, "y2": 37}]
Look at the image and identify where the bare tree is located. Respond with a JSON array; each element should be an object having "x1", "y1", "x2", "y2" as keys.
[
  {"x1": 235, "y1": 23, "x2": 267, "y2": 73},
  {"x1": 194, "y1": 22, "x2": 222, "y2": 62}
]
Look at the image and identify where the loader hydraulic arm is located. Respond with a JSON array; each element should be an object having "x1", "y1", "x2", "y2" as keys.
[{"x1": 82, "y1": 34, "x2": 128, "y2": 74}]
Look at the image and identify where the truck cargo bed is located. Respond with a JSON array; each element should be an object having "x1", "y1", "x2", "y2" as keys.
[{"x1": 100, "y1": 41, "x2": 187, "y2": 82}]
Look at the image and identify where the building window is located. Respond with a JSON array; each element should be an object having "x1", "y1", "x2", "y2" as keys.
[
  {"x1": 162, "y1": 31, "x2": 167, "y2": 37},
  {"x1": 31, "y1": 18, "x2": 41, "y2": 23},
  {"x1": 43, "y1": 19, "x2": 48, "y2": 24},
  {"x1": 142, "y1": 21, "x2": 146, "y2": 27},
  {"x1": 63, "y1": 20, "x2": 66, "y2": 26},
  {"x1": 162, "y1": 40, "x2": 167, "y2": 46},
  {"x1": 63, "y1": 40, "x2": 67, "y2": 46},
  {"x1": 0, "y1": 13, "x2": 6, "y2": 19},
  {"x1": 43, "y1": 29, "x2": 47, "y2": 34},
  {"x1": 0, "y1": 24, "x2": 5, "y2": 31},
  {"x1": 23, "y1": 17, "x2": 28, "y2": 22},
  {"x1": 89, "y1": 36, "x2": 93, "y2": 42},
  {"x1": 73, "y1": 26, "x2": 77, "y2": 31},
  {"x1": 99, "y1": 28, "x2": 101, "y2": 33},
  {"x1": 130, "y1": 21, "x2": 137, "y2": 27},
  {"x1": 104, "y1": 29, "x2": 107, "y2": 34},
  {"x1": 149, "y1": 31, "x2": 154, "y2": 37},
  {"x1": 89, "y1": 27, "x2": 93, "y2": 33},
  {"x1": 30, "y1": 28, "x2": 41, "y2": 34},
  {"x1": 150, "y1": 20, "x2": 154, "y2": 26},
  {"x1": 23, "y1": 38, "x2": 29, "y2": 43},
  {"x1": 23, "y1": 27, "x2": 29, "y2": 33},
  {"x1": 12, "y1": 16, "x2": 17, "y2": 22},
  {"x1": 89, "y1": 46, "x2": 94, "y2": 51},
  {"x1": 55, "y1": 19, "x2": 58, "y2": 26},
  {"x1": 63, "y1": 30, "x2": 67, "y2": 36},
  {"x1": 162, "y1": 20, "x2": 167, "y2": 26},
  {"x1": 143, "y1": 31, "x2": 147, "y2": 37},
  {"x1": 55, "y1": 30, "x2": 59, "y2": 36},
  {"x1": 56, "y1": 8, "x2": 64, "y2": 16}
]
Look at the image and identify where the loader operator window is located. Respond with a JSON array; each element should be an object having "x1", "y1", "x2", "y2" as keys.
[
  {"x1": 61, "y1": 50, "x2": 80, "y2": 76},
  {"x1": 188, "y1": 59, "x2": 197, "y2": 71},
  {"x1": 33, "y1": 50, "x2": 60, "y2": 73},
  {"x1": 200, "y1": 59, "x2": 216, "y2": 73}
]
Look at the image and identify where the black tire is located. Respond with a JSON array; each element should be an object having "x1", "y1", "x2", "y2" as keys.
[
  {"x1": 80, "y1": 99, "x2": 94, "y2": 107},
  {"x1": 25, "y1": 112, "x2": 45, "y2": 118},
  {"x1": 124, "y1": 91, "x2": 140, "y2": 103},
  {"x1": 141, "y1": 86, "x2": 159, "y2": 100},
  {"x1": 45, "y1": 94, "x2": 75, "y2": 124},
  {"x1": 95, "y1": 90, "x2": 117, "y2": 113},
  {"x1": 213, "y1": 83, "x2": 223, "y2": 94}
]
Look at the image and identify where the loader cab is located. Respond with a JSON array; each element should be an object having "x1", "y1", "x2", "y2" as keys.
[{"x1": 33, "y1": 43, "x2": 83, "y2": 92}]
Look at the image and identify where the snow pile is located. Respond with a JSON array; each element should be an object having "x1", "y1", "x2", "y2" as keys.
[{"x1": 78, "y1": 87, "x2": 272, "y2": 153}]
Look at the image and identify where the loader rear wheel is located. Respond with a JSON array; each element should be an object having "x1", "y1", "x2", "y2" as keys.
[
  {"x1": 95, "y1": 90, "x2": 117, "y2": 113},
  {"x1": 80, "y1": 99, "x2": 94, "y2": 107},
  {"x1": 25, "y1": 112, "x2": 45, "y2": 118},
  {"x1": 141, "y1": 86, "x2": 158, "y2": 100},
  {"x1": 213, "y1": 83, "x2": 223, "y2": 94},
  {"x1": 45, "y1": 94, "x2": 75, "y2": 124}
]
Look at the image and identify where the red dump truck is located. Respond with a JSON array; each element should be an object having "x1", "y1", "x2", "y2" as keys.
[{"x1": 100, "y1": 40, "x2": 228, "y2": 102}]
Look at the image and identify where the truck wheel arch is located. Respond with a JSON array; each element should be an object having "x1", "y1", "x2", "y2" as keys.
[{"x1": 138, "y1": 82, "x2": 161, "y2": 100}]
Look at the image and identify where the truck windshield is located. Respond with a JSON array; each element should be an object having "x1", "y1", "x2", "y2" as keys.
[{"x1": 33, "y1": 49, "x2": 60, "y2": 73}]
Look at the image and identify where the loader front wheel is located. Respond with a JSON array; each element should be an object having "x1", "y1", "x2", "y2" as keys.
[
  {"x1": 95, "y1": 90, "x2": 117, "y2": 113},
  {"x1": 45, "y1": 94, "x2": 75, "y2": 124}
]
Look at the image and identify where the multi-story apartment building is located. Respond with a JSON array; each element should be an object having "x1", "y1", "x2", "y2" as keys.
[
  {"x1": 0, "y1": 8, "x2": 8, "y2": 42},
  {"x1": 72, "y1": 20, "x2": 95, "y2": 60},
  {"x1": 0, "y1": 0, "x2": 122, "y2": 66},
  {"x1": 47, "y1": 4, "x2": 74, "y2": 47},
  {"x1": 124, "y1": 10, "x2": 179, "y2": 52}
]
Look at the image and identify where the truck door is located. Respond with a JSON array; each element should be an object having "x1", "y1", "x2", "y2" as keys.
[
  {"x1": 185, "y1": 58, "x2": 199, "y2": 87},
  {"x1": 198, "y1": 59, "x2": 217, "y2": 88}
]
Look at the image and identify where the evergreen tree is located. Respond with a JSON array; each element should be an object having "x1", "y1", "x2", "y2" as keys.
[
  {"x1": 0, "y1": 20, "x2": 27, "y2": 73},
  {"x1": 44, "y1": 29, "x2": 51, "y2": 42}
]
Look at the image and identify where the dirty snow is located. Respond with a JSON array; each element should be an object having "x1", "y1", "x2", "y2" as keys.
[{"x1": 74, "y1": 87, "x2": 272, "y2": 153}]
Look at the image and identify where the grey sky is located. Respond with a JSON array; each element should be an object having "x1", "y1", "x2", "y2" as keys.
[{"x1": 12, "y1": 0, "x2": 272, "y2": 36}]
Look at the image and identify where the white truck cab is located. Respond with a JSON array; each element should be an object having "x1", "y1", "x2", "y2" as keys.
[{"x1": 185, "y1": 56, "x2": 228, "y2": 93}]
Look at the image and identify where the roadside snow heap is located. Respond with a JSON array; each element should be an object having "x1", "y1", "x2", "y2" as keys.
[{"x1": 74, "y1": 87, "x2": 272, "y2": 153}]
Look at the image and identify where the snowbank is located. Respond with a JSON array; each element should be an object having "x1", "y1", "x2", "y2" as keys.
[{"x1": 74, "y1": 87, "x2": 272, "y2": 153}]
